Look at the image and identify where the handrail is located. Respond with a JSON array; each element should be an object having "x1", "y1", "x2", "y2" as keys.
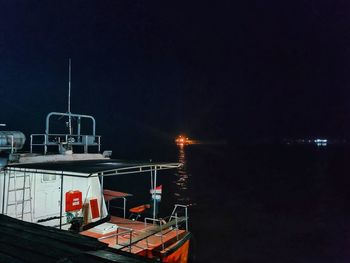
[
  {"x1": 144, "y1": 217, "x2": 165, "y2": 250},
  {"x1": 169, "y1": 204, "x2": 189, "y2": 231},
  {"x1": 29, "y1": 112, "x2": 100, "y2": 154},
  {"x1": 45, "y1": 112, "x2": 96, "y2": 136},
  {"x1": 115, "y1": 216, "x2": 187, "y2": 251},
  {"x1": 98, "y1": 226, "x2": 134, "y2": 252},
  {"x1": 30, "y1": 133, "x2": 101, "y2": 154}
]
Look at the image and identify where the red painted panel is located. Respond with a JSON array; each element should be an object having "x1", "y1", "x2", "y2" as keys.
[
  {"x1": 65, "y1": 191, "x2": 82, "y2": 212},
  {"x1": 90, "y1": 198, "x2": 100, "y2": 219}
]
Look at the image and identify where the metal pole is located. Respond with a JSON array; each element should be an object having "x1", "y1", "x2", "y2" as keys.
[
  {"x1": 123, "y1": 197, "x2": 126, "y2": 218},
  {"x1": 30, "y1": 135, "x2": 33, "y2": 153},
  {"x1": 98, "y1": 136, "x2": 100, "y2": 153},
  {"x1": 100, "y1": 175, "x2": 104, "y2": 217},
  {"x1": 150, "y1": 164, "x2": 153, "y2": 190},
  {"x1": 175, "y1": 213, "x2": 179, "y2": 240},
  {"x1": 68, "y1": 58, "x2": 72, "y2": 136},
  {"x1": 153, "y1": 168, "x2": 157, "y2": 220},
  {"x1": 84, "y1": 136, "x2": 88, "y2": 153},
  {"x1": 5, "y1": 170, "x2": 11, "y2": 214},
  {"x1": 2, "y1": 170, "x2": 6, "y2": 214},
  {"x1": 59, "y1": 172, "x2": 64, "y2": 229},
  {"x1": 10, "y1": 136, "x2": 14, "y2": 154},
  {"x1": 21, "y1": 169, "x2": 26, "y2": 220},
  {"x1": 44, "y1": 134, "x2": 47, "y2": 155},
  {"x1": 77, "y1": 116, "x2": 81, "y2": 142},
  {"x1": 129, "y1": 231, "x2": 132, "y2": 252}
]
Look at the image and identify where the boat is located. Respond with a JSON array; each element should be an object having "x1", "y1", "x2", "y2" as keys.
[{"x1": 0, "y1": 111, "x2": 191, "y2": 262}]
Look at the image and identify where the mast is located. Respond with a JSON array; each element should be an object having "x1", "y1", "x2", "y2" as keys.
[{"x1": 68, "y1": 58, "x2": 72, "y2": 136}]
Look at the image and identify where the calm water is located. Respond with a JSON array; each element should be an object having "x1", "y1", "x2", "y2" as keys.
[{"x1": 106, "y1": 143, "x2": 350, "y2": 263}]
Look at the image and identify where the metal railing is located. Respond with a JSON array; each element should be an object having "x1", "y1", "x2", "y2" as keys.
[
  {"x1": 30, "y1": 133, "x2": 101, "y2": 154},
  {"x1": 169, "y1": 204, "x2": 189, "y2": 231},
  {"x1": 144, "y1": 217, "x2": 165, "y2": 250},
  {"x1": 98, "y1": 226, "x2": 134, "y2": 252}
]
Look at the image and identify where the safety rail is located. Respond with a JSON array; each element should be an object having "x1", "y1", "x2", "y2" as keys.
[
  {"x1": 30, "y1": 133, "x2": 101, "y2": 154},
  {"x1": 169, "y1": 204, "x2": 189, "y2": 231},
  {"x1": 144, "y1": 217, "x2": 166, "y2": 250},
  {"x1": 98, "y1": 226, "x2": 134, "y2": 252}
]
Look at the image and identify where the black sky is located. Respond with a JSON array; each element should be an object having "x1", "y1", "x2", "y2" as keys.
[{"x1": 1, "y1": 1, "x2": 350, "y2": 146}]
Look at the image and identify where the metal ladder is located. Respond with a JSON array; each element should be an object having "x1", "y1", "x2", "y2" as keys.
[{"x1": 6, "y1": 169, "x2": 33, "y2": 221}]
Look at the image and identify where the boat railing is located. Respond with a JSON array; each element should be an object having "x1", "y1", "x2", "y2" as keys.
[
  {"x1": 98, "y1": 226, "x2": 134, "y2": 252},
  {"x1": 142, "y1": 214, "x2": 188, "y2": 250},
  {"x1": 108, "y1": 216, "x2": 187, "y2": 252},
  {"x1": 30, "y1": 133, "x2": 101, "y2": 154},
  {"x1": 144, "y1": 217, "x2": 165, "y2": 250},
  {"x1": 169, "y1": 204, "x2": 188, "y2": 231}
]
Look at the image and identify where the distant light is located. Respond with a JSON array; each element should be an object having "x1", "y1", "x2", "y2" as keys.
[
  {"x1": 314, "y1": 139, "x2": 327, "y2": 143},
  {"x1": 314, "y1": 138, "x2": 328, "y2": 146},
  {"x1": 175, "y1": 134, "x2": 193, "y2": 146}
]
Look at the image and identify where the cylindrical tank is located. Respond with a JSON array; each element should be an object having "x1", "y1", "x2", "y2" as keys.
[
  {"x1": 0, "y1": 158, "x2": 8, "y2": 169},
  {"x1": 0, "y1": 131, "x2": 26, "y2": 151}
]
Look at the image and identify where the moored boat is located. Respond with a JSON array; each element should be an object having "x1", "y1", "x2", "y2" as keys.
[{"x1": 0, "y1": 111, "x2": 191, "y2": 263}]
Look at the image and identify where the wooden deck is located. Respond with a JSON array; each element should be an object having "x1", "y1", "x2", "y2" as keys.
[{"x1": 81, "y1": 216, "x2": 187, "y2": 255}]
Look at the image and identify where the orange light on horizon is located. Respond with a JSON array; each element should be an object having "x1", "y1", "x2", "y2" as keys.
[{"x1": 175, "y1": 135, "x2": 193, "y2": 146}]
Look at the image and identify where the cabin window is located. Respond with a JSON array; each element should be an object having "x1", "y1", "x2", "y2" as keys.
[{"x1": 42, "y1": 174, "x2": 57, "y2": 182}]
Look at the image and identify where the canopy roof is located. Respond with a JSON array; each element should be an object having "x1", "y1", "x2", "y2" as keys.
[
  {"x1": 0, "y1": 214, "x2": 155, "y2": 263},
  {"x1": 7, "y1": 159, "x2": 180, "y2": 177}
]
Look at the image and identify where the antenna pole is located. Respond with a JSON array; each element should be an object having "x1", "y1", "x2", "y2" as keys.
[{"x1": 68, "y1": 58, "x2": 72, "y2": 135}]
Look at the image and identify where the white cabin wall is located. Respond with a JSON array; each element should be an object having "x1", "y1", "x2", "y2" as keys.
[
  {"x1": 33, "y1": 171, "x2": 61, "y2": 222},
  {"x1": 0, "y1": 169, "x2": 108, "y2": 228}
]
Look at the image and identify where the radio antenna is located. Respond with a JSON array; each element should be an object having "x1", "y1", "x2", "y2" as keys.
[{"x1": 67, "y1": 58, "x2": 72, "y2": 136}]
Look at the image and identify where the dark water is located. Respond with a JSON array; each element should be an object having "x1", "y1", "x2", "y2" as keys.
[{"x1": 106, "y1": 143, "x2": 350, "y2": 263}]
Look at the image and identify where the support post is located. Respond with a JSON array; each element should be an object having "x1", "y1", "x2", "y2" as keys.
[
  {"x1": 60, "y1": 172, "x2": 64, "y2": 229},
  {"x1": 21, "y1": 169, "x2": 26, "y2": 220},
  {"x1": 2, "y1": 170, "x2": 6, "y2": 214},
  {"x1": 123, "y1": 197, "x2": 126, "y2": 218},
  {"x1": 100, "y1": 174, "x2": 104, "y2": 217},
  {"x1": 77, "y1": 116, "x2": 81, "y2": 142},
  {"x1": 153, "y1": 168, "x2": 157, "y2": 220}
]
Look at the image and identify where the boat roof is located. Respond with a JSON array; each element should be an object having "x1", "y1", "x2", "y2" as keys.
[
  {"x1": 0, "y1": 214, "x2": 155, "y2": 263},
  {"x1": 6, "y1": 159, "x2": 181, "y2": 177}
]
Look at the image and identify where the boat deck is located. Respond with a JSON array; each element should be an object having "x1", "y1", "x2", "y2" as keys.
[{"x1": 81, "y1": 216, "x2": 187, "y2": 256}]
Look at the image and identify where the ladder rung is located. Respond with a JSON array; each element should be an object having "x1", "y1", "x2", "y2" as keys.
[
  {"x1": 15, "y1": 212, "x2": 32, "y2": 217},
  {"x1": 22, "y1": 212, "x2": 32, "y2": 215},
  {"x1": 7, "y1": 199, "x2": 31, "y2": 206},
  {"x1": 8, "y1": 187, "x2": 31, "y2": 192}
]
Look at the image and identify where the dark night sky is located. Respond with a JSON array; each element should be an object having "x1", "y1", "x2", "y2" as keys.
[{"x1": 1, "y1": 1, "x2": 350, "y2": 147}]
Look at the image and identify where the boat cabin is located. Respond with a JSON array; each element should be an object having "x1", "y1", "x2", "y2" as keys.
[{"x1": 0, "y1": 112, "x2": 190, "y2": 262}]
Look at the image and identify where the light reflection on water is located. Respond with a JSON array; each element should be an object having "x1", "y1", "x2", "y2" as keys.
[{"x1": 173, "y1": 145, "x2": 191, "y2": 203}]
